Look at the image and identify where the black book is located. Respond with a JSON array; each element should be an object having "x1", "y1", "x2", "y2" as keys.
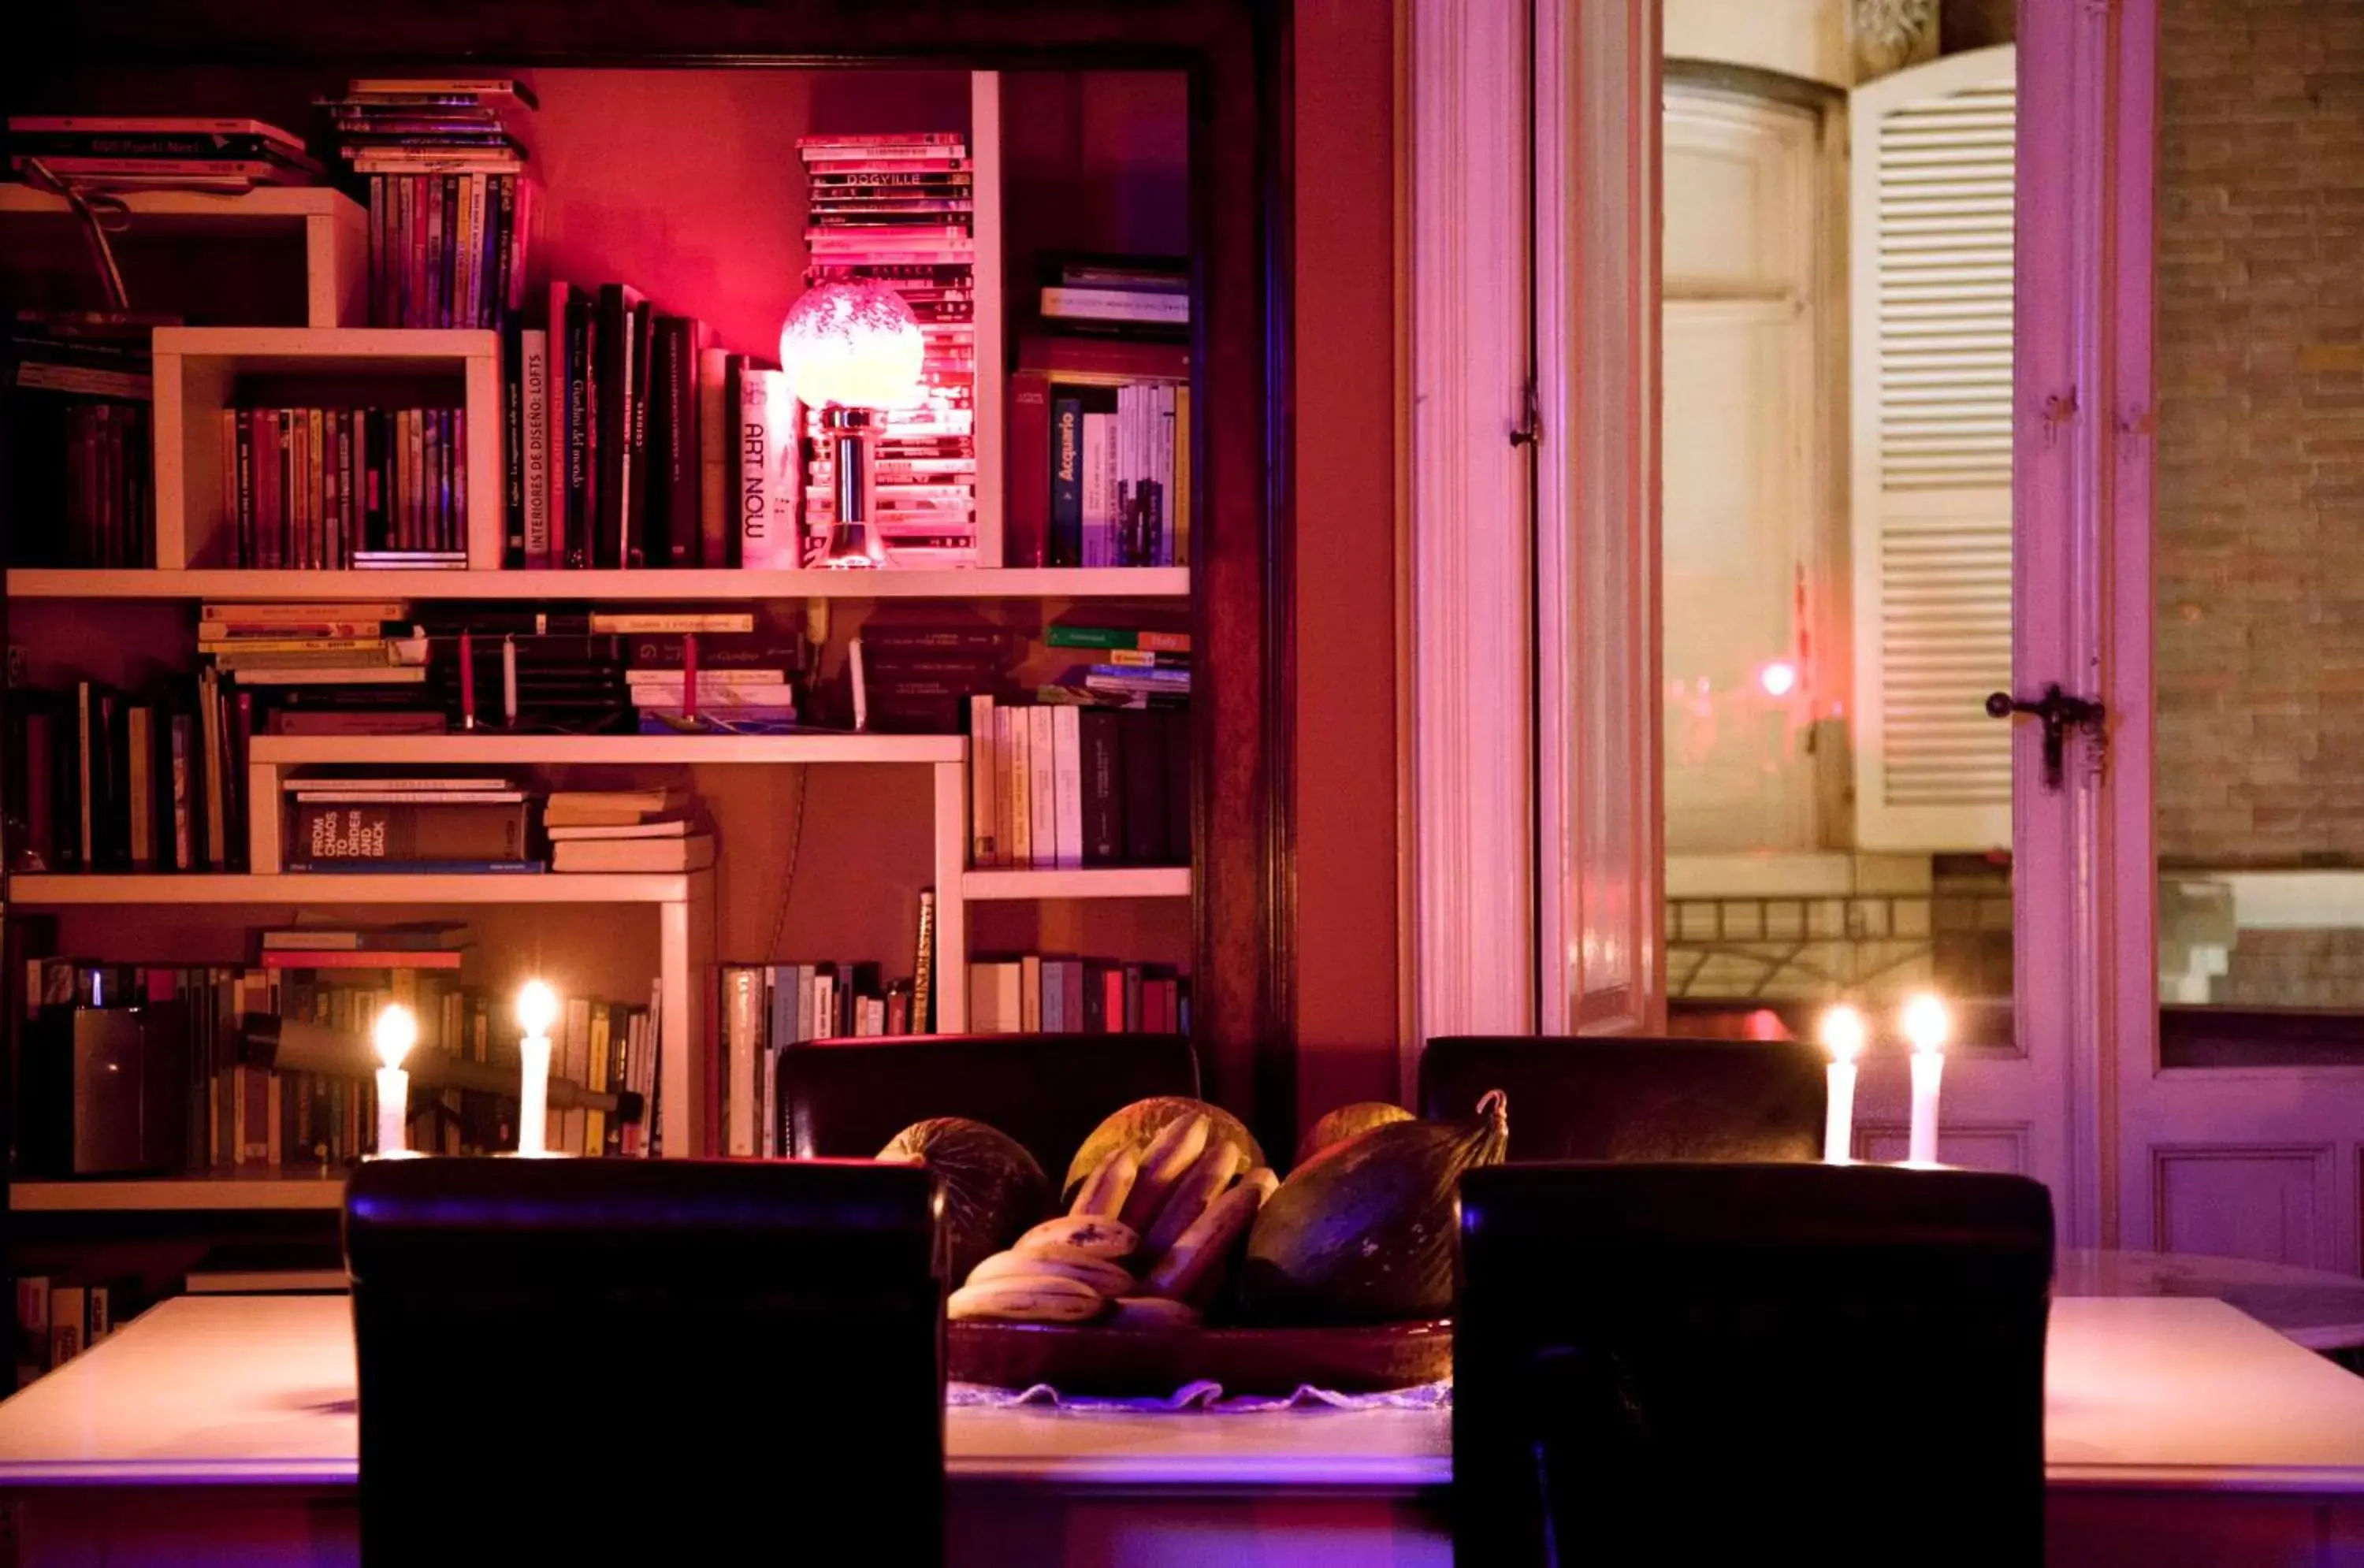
[
  {"x1": 721, "y1": 354, "x2": 746, "y2": 567},
  {"x1": 1079, "y1": 708, "x2": 1124, "y2": 866},
  {"x1": 592, "y1": 283, "x2": 641, "y2": 569},
  {"x1": 625, "y1": 298, "x2": 654, "y2": 566},
  {"x1": 564, "y1": 289, "x2": 593, "y2": 568},
  {"x1": 1160, "y1": 707, "x2": 1190, "y2": 864},
  {"x1": 653, "y1": 316, "x2": 702, "y2": 568},
  {"x1": 1119, "y1": 709, "x2": 1168, "y2": 866},
  {"x1": 500, "y1": 316, "x2": 525, "y2": 566}
]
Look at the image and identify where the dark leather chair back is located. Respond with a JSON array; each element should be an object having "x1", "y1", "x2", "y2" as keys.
[
  {"x1": 1455, "y1": 1162, "x2": 2054, "y2": 1567},
  {"x1": 346, "y1": 1157, "x2": 943, "y2": 1566},
  {"x1": 1421, "y1": 1035, "x2": 1826, "y2": 1162},
  {"x1": 781, "y1": 1031, "x2": 1199, "y2": 1175}
]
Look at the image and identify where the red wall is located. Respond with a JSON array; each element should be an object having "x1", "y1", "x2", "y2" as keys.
[{"x1": 1291, "y1": 2, "x2": 1405, "y2": 1129}]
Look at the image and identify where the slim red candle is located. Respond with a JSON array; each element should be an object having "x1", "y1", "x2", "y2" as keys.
[
  {"x1": 682, "y1": 632, "x2": 699, "y2": 724},
  {"x1": 459, "y1": 628, "x2": 477, "y2": 730}
]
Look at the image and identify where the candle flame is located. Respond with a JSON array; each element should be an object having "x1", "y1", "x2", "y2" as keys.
[
  {"x1": 374, "y1": 1004, "x2": 418, "y2": 1070},
  {"x1": 1902, "y1": 993, "x2": 1950, "y2": 1056},
  {"x1": 1819, "y1": 1005, "x2": 1868, "y2": 1063},
  {"x1": 517, "y1": 979, "x2": 559, "y2": 1038}
]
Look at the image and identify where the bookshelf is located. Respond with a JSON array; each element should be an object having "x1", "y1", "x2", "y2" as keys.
[
  {"x1": 11, "y1": 1176, "x2": 348, "y2": 1213},
  {"x1": 2, "y1": 24, "x2": 1282, "y2": 1289}
]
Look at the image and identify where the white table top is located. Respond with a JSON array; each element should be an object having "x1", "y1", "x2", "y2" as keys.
[
  {"x1": 3, "y1": 1295, "x2": 2364, "y2": 1495},
  {"x1": 2057, "y1": 1248, "x2": 2364, "y2": 1351}
]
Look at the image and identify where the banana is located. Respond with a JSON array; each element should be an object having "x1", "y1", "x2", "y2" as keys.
[
  {"x1": 1139, "y1": 1141, "x2": 1239, "y2": 1260},
  {"x1": 1143, "y1": 1178, "x2": 1266, "y2": 1305},
  {"x1": 1019, "y1": 1214, "x2": 1139, "y2": 1259},
  {"x1": 1119, "y1": 1113, "x2": 1213, "y2": 1232},
  {"x1": 1243, "y1": 1165, "x2": 1279, "y2": 1202},
  {"x1": 947, "y1": 1273, "x2": 1107, "y2": 1324},
  {"x1": 1069, "y1": 1146, "x2": 1140, "y2": 1221},
  {"x1": 1106, "y1": 1295, "x2": 1201, "y2": 1332},
  {"x1": 968, "y1": 1245, "x2": 1134, "y2": 1296}
]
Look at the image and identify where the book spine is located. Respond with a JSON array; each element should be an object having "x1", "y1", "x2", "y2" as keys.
[
  {"x1": 502, "y1": 321, "x2": 525, "y2": 567},
  {"x1": 697, "y1": 347, "x2": 729, "y2": 569},
  {"x1": 287, "y1": 801, "x2": 530, "y2": 863},
  {"x1": 968, "y1": 693, "x2": 997, "y2": 866},
  {"x1": 723, "y1": 966, "x2": 760, "y2": 1157},
  {"x1": 1002, "y1": 706, "x2": 1031, "y2": 867},
  {"x1": 626, "y1": 299, "x2": 654, "y2": 567},
  {"x1": 1050, "y1": 394, "x2": 1084, "y2": 567},
  {"x1": 1162, "y1": 707, "x2": 1190, "y2": 864},
  {"x1": 1006, "y1": 369, "x2": 1051, "y2": 568},
  {"x1": 593, "y1": 285, "x2": 628, "y2": 567},
  {"x1": 568, "y1": 292, "x2": 594, "y2": 567},
  {"x1": 1121, "y1": 709, "x2": 1169, "y2": 865},
  {"x1": 660, "y1": 319, "x2": 701, "y2": 567},
  {"x1": 1051, "y1": 705, "x2": 1083, "y2": 870},
  {"x1": 738, "y1": 369, "x2": 799, "y2": 570},
  {"x1": 1080, "y1": 410, "x2": 1110, "y2": 569},
  {"x1": 1028, "y1": 705, "x2": 1057, "y2": 872},
  {"x1": 1080, "y1": 709, "x2": 1124, "y2": 866},
  {"x1": 520, "y1": 328, "x2": 549, "y2": 567}
]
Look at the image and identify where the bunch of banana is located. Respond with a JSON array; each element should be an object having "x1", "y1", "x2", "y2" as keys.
[
  {"x1": 946, "y1": 1214, "x2": 1140, "y2": 1324},
  {"x1": 1063, "y1": 1112, "x2": 1278, "y2": 1326}
]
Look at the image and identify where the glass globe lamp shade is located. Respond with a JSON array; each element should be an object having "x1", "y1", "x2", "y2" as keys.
[{"x1": 778, "y1": 282, "x2": 925, "y2": 412}]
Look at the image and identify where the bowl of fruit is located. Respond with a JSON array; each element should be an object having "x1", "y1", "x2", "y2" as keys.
[{"x1": 883, "y1": 1091, "x2": 1507, "y2": 1396}]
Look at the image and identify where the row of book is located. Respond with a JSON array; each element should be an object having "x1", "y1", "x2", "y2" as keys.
[
  {"x1": 19, "y1": 943, "x2": 660, "y2": 1166},
  {"x1": 1035, "y1": 253, "x2": 1189, "y2": 342},
  {"x1": 5, "y1": 310, "x2": 158, "y2": 570},
  {"x1": 1008, "y1": 336, "x2": 1190, "y2": 570},
  {"x1": 10, "y1": 673, "x2": 252, "y2": 873},
  {"x1": 798, "y1": 132, "x2": 979, "y2": 568},
  {"x1": 7, "y1": 113, "x2": 322, "y2": 192},
  {"x1": 967, "y1": 697, "x2": 1189, "y2": 869},
  {"x1": 217, "y1": 407, "x2": 469, "y2": 569},
  {"x1": 327, "y1": 76, "x2": 538, "y2": 333},
  {"x1": 720, "y1": 955, "x2": 933, "y2": 1158},
  {"x1": 13, "y1": 1277, "x2": 127, "y2": 1390},
  {"x1": 967, "y1": 956, "x2": 1191, "y2": 1036}
]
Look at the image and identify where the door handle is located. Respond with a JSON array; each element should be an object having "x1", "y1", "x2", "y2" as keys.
[{"x1": 1985, "y1": 684, "x2": 2106, "y2": 791}]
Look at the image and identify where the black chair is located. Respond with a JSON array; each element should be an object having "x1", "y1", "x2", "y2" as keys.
[
  {"x1": 1455, "y1": 1162, "x2": 2054, "y2": 1567},
  {"x1": 346, "y1": 1156, "x2": 944, "y2": 1566},
  {"x1": 1420, "y1": 1035, "x2": 1827, "y2": 1162},
  {"x1": 779, "y1": 1031, "x2": 1199, "y2": 1176}
]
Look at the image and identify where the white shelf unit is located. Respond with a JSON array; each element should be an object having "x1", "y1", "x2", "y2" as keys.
[
  {"x1": 151, "y1": 327, "x2": 503, "y2": 572},
  {"x1": 0, "y1": 185, "x2": 367, "y2": 332},
  {"x1": 10, "y1": 1176, "x2": 348, "y2": 1213},
  {"x1": 2, "y1": 567, "x2": 1189, "y2": 600},
  {"x1": 961, "y1": 867, "x2": 1191, "y2": 900}
]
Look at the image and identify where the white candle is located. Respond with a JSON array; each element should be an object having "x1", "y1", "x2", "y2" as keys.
[
  {"x1": 1818, "y1": 1005, "x2": 1866, "y2": 1165},
  {"x1": 516, "y1": 979, "x2": 559, "y2": 1157},
  {"x1": 502, "y1": 635, "x2": 519, "y2": 726},
  {"x1": 374, "y1": 1004, "x2": 417, "y2": 1157},
  {"x1": 1903, "y1": 993, "x2": 1950, "y2": 1165}
]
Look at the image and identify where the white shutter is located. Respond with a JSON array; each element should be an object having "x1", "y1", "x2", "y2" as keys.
[{"x1": 1849, "y1": 46, "x2": 2016, "y2": 851}]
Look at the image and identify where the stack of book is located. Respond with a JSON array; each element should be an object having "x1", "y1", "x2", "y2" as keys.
[
  {"x1": 720, "y1": 957, "x2": 924, "y2": 1158},
  {"x1": 219, "y1": 406, "x2": 466, "y2": 569},
  {"x1": 852, "y1": 621, "x2": 1010, "y2": 734},
  {"x1": 965, "y1": 696, "x2": 1189, "y2": 869},
  {"x1": 624, "y1": 614, "x2": 805, "y2": 734},
  {"x1": 1009, "y1": 336, "x2": 1190, "y2": 569},
  {"x1": 4, "y1": 311, "x2": 162, "y2": 569},
  {"x1": 201, "y1": 601, "x2": 429, "y2": 696},
  {"x1": 9, "y1": 674, "x2": 250, "y2": 872},
  {"x1": 797, "y1": 132, "x2": 978, "y2": 568},
  {"x1": 542, "y1": 983, "x2": 663, "y2": 1157},
  {"x1": 1037, "y1": 254, "x2": 1188, "y2": 341},
  {"x1": 966, "y1": 954, "x2": 1189, "y2": 1035},
  {"x1": 7, "y1": 115, "x2": 322, "y2": 193},
  {"x1": 545, "y1": 788, "x2": 712, "y2": 872},
  {"x1": 281, "y1": 774, "x2": 537, "y2": 874},
  {"x1": 318, "y1": 78, "x2": 536, "y2": 332},
  {"x1": 524, "y1": 282, "x2": 713, "y2": 570}
]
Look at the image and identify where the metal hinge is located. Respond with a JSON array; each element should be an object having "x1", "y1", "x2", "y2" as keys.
[{"x1": 1509, "y1": 378, "x2": 1541, "y2": 448}]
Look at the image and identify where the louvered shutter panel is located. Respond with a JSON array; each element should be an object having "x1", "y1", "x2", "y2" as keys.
[{"x1": 1849, "y1": 45, "x2": 2016, "y2": 851}]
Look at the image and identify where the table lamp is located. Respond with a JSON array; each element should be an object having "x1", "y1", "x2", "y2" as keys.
[{"x1": 779, "y1": 281, "x2": 926, "y2": 569}]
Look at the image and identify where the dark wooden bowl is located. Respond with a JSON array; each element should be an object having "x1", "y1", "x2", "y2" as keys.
[{"x1": 946, "y1": 1317, "x2": 1452, "y2": 1396}]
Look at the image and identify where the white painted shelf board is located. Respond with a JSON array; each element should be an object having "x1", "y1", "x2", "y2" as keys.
[
  {"x1": 10, "y1": 1176, "x2": 347, "y2": 1213},
  {"x1": 8, "y1": 872, "x2": 692, "y2": 905},
  {"x1": 961, "y1": 867, "x2": 1193, "y2": 900},
  {"x1": 4, "y1": 567, "x2": 1191, "y2": 601},
  {"x1": 153, "y1": 325, "x2": 496, "y2": 366},
  {"x1": 251, "y1": 734, "x2": 964, "y2": 766},
  {"x1": 0, "y1": 185, "x2": 365, "y2": 232}
]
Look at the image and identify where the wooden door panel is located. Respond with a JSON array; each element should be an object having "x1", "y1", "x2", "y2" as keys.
[{"x1": 2151, "y1": 1145, "x2": 2338, "y2": 1270}]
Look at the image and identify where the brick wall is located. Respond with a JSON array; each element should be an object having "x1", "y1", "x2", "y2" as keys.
[
  {"x1": 2158, "y1": 0, "x2": 2364, "y2": 868},
  {"x1": 2220, "y1": 929, "x2": 2364, "y2": 1008}
]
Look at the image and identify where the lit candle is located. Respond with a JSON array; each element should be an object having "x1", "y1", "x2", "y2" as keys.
[
  {"x1": 459, "y1": 628, "x2": 478, "y2": 730},
  {"x1": 1903, "y1": 993, "x2": 1950, "y2": 1166},
  {"x1": 502, "y1": 634, "x2": 519, "y2": 726},
  {"x1": 1819, "y1": 1004, "x2": 1866, "y2": 1165},
  {"x1": 516, "y1": 979, "x2": 558, "y2": 1157},
  {"x1": 374, "y1": 1004, "x2": 418, "y2": 1157},
  {"x1": 681, "y1": 632, "x2": 699, "y2": 725}
]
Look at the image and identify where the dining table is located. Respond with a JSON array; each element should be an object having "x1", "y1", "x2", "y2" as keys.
[{"x1": 0, "y1": 1291, "x2": 2362, "y2": 1565}]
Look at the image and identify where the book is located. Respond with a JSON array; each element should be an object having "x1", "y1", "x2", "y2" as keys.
[
  {"x1": 1042, "y1": 285, "x2": 1190, "y2": 326},
  {"x1": 913, "y1": 888, "x2": 937, "y2": 1033},
  {"x1": 259, "y1": 948, "x2": 466, "y2": 971},
  {"x1": 544, "y1": 787, "x2": 687, "y2": 823},
  {"x1": 1051, "y1": 706, "x2": 1084, "y2": 870},
  {"x1": 697, "y1": 346, "x2": 730, "y2": 568},
  {"x1": 261, "y1": 923, "x2": 468, "y2": 950},
  {"x1": 1122, "y1": 708, "x2": 1170, "y2": 865},
  {"x1": 1007, "y1": 369, "x2": 1052, "y2": 567},
  {"x1": 550, "y1": 834, "x2": 715, "y2": 872},
  {"x1": 1028, "y1": 705, "x2": 1057, "y2": 870},
  {"x1": 968, "y1": 693, "x2": 998, "y2": 865},
  {"x1": 289, "y1": 800, "x2": 530, "y2": 863},
  {"x1": 723, "y1": 965, "x2": 762, "y2": 1157},
  {"x1": 543, "y1": 819, "x2": 693, "y2": 842},
  {"x1": 1080, "y1": 708, "x2": 1124, "y2": 866},
  {"x1": 737, "y1": 367, "x2": 799, "y2": 569},
  {"x1": 520, "y1": 327, "x2": 551, "y2": 565},
  {"x1": 1048, "y1": 626, "x2": 1191, "y2": 653},
  {"x1": 593, "y1": 283, "x2": 644, "y2": 567}
]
